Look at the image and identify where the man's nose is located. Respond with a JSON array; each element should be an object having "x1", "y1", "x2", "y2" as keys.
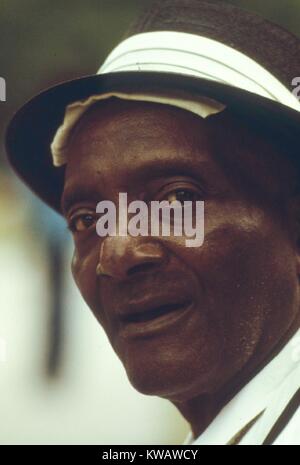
[{"x1": 96, "y1": 236, "x2": 168, "y2": 280}]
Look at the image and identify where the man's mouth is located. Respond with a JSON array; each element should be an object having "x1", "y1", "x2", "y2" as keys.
[
  {"x1": 120, "y1": 301, "x2": 192, "y2": 324},
  {"x1": 117, "y1": 297, "x2": 194, "y2": 338}
]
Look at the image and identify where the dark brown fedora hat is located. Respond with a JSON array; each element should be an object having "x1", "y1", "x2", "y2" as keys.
[{"x1": 5, "y1": 0, "x2": 300, "y2": 213}]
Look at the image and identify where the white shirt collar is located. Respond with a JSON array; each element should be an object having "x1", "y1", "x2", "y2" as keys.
[{"x1": 183, "y1": 328, "x2": 300, "y2": 445}]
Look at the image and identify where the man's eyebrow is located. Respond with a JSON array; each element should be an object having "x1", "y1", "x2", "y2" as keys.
[
  {"x1": 61, "y1": 187, "x2": 101, "y2": 216},
  {"x1": 129, "y1": 158, "x2": 213, "y2": 183}
]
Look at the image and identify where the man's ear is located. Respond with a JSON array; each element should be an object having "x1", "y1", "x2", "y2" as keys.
[{"x1": 286, "y1": 194, "x2": 300, "y2": 276}]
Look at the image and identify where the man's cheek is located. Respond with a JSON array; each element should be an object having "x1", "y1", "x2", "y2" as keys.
[
  {"x1": 71, "y1": 249, "x2": 80, "y2": 283},
  {"x1": 188, "y1": 224, "x2": 268, "y2": 317},
  {"x1": 71, "y1": 249, "x2": 99, "y2": 311}
]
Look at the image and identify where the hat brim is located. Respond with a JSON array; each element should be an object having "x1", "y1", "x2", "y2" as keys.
[{"x1": 5, "y1": 70, "x2": 300, "y2": 213}]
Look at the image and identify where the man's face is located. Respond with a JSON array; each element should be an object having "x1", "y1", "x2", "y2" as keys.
[{"x1": 62, "y1": 98, "x2": 300, "y2": 402}]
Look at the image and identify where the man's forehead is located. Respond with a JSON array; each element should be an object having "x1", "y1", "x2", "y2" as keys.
[
  {"x1": 63, "y1": 99, "x2": 217, "y2": 180},
  {"x1": 66, "y1": 98, "x2": 212, "y2": 151}
]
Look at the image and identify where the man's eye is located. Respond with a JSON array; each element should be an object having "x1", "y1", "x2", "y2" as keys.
[
  {"x1": 69, "y1": 214, "x2": 96, "y2": 233},
  {"x1": 165, "y1": 189, "x2": 201, "y2": 205}
]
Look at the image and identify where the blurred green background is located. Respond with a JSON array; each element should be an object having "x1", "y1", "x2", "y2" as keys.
[{"x1": 0, "y1": 0, "x2": 299, "y2": 446}]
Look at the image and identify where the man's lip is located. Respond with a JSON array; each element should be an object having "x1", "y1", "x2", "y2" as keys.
[
  {"x1": 117, "y1": 296, "x2": 193, "y2": 324},
  {"x1": 117, "y1": 299, "x2": 194, "y2": 339}
]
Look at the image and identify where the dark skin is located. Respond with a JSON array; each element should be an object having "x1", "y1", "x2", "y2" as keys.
[{"x1": 61, "y1": 98, "x2": 300, "y2": 438}]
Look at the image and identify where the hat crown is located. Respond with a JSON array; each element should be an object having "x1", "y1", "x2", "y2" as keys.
[{"x1": 124, "y1": 0, "x2": 300, "y2": 88}]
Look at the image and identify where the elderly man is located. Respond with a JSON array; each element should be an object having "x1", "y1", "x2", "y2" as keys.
[{"x1": 6, "y1": 0, "x2": 300, "y2": 445}]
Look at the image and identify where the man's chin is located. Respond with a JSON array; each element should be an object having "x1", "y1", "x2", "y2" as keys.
[{"x1": 121, "y1": 349, "x2": 223, "y2": 400}]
